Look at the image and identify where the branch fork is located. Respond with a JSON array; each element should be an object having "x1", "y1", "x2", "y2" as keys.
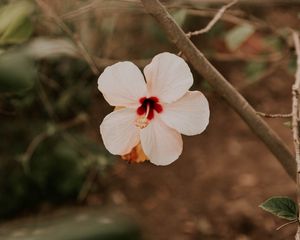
[{"x1": 141, "y1": 0, "x2": 296, "y2": 181}]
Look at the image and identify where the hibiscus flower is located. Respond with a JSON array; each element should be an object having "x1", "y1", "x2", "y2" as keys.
[{"x1": 98, "y1": 52, "x2": 209, "y2": 166}]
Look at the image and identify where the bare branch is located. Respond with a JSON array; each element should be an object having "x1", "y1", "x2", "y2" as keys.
[
  {"x1": 256, "y1": 112, "x2": 292, "y2": 118},
  {"x1": 178, "y1": 0, "x2": 237, "y2": 56},
  {"x1": 276, "y1": 219, "x2": 297, "y2": 231},
  {"x1": 292, "y1": 30, "x2": 300, "y2": 240},
  {"x1": 21, "y1": 114, "x2": 88, "y2": 162},
  {"x1": 292, "y1": 31, "x2": 300, "y2": 168},
  {"x1": 78, "y1": 166, "x2": 99, "y2": 202},
  {"x1": 186, "y1": 0, "x2": 238, "y2": 37},
  {"x1": 176, "y1": 0, "x2": 300, "y2": 6},
  {"x1": 35, "y1": 0, "x2": 100, "y2": 75},
  {"x1": 141, "y1": 0, "x2": 296, "y2": 181}
]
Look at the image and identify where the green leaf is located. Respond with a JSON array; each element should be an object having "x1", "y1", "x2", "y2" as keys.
[
  {"x1": 0, "y1": 16, "x2": 33, "y2": 45},
  {"x1": 259, "y1": 196, "x2": 298, "y2": 221},
  {"x1": 225, "y1": 23, "x2": 255, "y2": 51},
  {"x1": 0, "y1": 52, "x2": 37, "y2": 93},
  {"x1": 0, "y1": 0, "x2": 35, "y2": 45}
]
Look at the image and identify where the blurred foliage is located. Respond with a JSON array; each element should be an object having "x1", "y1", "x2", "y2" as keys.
[
  {"x1": 0, "y1": 0, "x2": 115, "y2": 220},
  {"x1": 0, "y1": 0, "x2": 35, "y2": 45},
  {"x1": 206, "y1": 22, "x2": 226, "y2": 39},
  {"x1": 245, "y1": 61, "x2": 267, "y2": 82},
  {"x1": 0, "y1": 0, "x2": 37, "y2": 94},
  {"x1": 0, "y1": 51, "x2": 103, "y2": 220},
  {"x1": 0, "y1": 71, "x2": 112, "y2": 218},
  {"x1": 0, "y1": 51, "x2": 36, "y2": 93},
  {"x1": 2, "y1": 209, "x2": 141, "y2": 240},
  {"x1": 225, "y1": 23, "x2": 255, "y2": 51},
  {"x1": 288, "y1": 56, "x2": 297, "y2": 75},
  {"x1": 0, "y1": 132, "x2": 114, "y2": 218},
  {"x1": 264, "y1": 36, "x2": 284, "y2": 52},
  {"x1": 28, "y1": 136, "x2": 86, "y2": 202}
]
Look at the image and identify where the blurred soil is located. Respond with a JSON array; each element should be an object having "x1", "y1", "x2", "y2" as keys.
[{"x1": 90, "y1": 68, "x2": 296, "y2": 240}]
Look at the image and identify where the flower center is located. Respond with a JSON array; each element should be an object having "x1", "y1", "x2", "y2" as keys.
[{"x1": 135, "y1": 96, "x2": 163, "y2": 129}]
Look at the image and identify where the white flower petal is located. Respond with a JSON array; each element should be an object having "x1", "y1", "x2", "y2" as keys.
[
  {"x1": 98, "y1": 61, "x2": 147, "y2": 107},
  {"x1": 140, "y1": 117, "x2": 183, "y2": 166},
  {"x1": 100, "y1": 108, "x2": 140, "y2": 155},
  {"x1": 143, "y1": 52, "x2": 193, "y2": 103},
  {"x1": 160, "y1": 91, "x2": 209, "y2": 136}
]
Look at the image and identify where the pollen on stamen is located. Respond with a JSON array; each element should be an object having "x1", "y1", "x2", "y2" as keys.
[
  {"x1": 135, "y1": 96, "x2": 163, "y2": 129},
  {"x1": 136, "y1": 100, "x2": 151, "y2": 129},
  {"x1": 135, "y1": 117, "x2": 150, "y2": 129}
]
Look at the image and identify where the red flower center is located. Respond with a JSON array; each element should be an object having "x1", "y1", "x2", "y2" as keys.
[{"x1": 137, "y1": 96, "x2": 163, "y2": 120}]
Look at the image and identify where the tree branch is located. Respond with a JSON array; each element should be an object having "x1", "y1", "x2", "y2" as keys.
[
  {"x1": 186, "y1": 0, "x2": 238, "y2": 37},
  {"x1": 141, "y1": 0, "x2": 296, "y2": 181},
  {"x1": 292, "y1": 31, "x2": 300, "y2": 169},
  {"x1": 176, "y1": 0, "x2": 300, "y2": 6},
  {"x1": 256, "y1": 112, "x2": 292, "y2": 119},
  {"x1": 21, "y1": 114, "x2": 88, "y2": 163},
  {"x1": 178, "y1": 0, "x2": 237, "y2": 56},
  {"x1": 35, "y1": 0, "x2": 100, "y2": 75},
  {"x1": 292, "y1": 31, "x2": 300, "y2": 240}
]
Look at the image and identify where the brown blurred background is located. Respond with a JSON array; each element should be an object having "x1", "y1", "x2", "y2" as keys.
[{"x1": 1, "y1": 0, "x2": 300, "y2": 239}]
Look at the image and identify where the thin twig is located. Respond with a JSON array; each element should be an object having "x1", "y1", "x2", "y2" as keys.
[
  {"x1": 292, "y1": 30, "x2": 300, "y2": 240},
  {"x1": 61, "y1": 0, "x2": 98, "y2": 20},
  {"x1": 21, "y1": 114, "x2": 88, "y2": 162},
  {"x1": 186, "y1": 8, "x2": 248, "y2": 26},
  {"x1": 257, "y1": 112, "x2": 292, "y2": 118},
  {"x1": 178, "y1": 0, "x2": 237, "y2": 56},
  {"x1": 37, "y1": 80, "x2": 56, "y2": 119},
  {"x1": 35, "y1": 0, "x2": 100, "y2": 75},
  {"x1": 276, "y1": 219, "x2": 298, "y2": 231},
  {"x1": 78, "y1": 166, "x2": 100, "y2": 202},
  {"x1": 21, "y1": 132, "x2": 49, "y2": 162},
  {"x1": 186, "y1": 0, "x2": 238, "y2": 38},
  {"x1": 61, "y1": 0, "x2": 143, "y2": 20},
  {"x1": 141, "y1": 0, "x2": 296, "y2": 181},
  {"x1": 175, "y1": 0, "x2": 300, "y2": 6}
]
